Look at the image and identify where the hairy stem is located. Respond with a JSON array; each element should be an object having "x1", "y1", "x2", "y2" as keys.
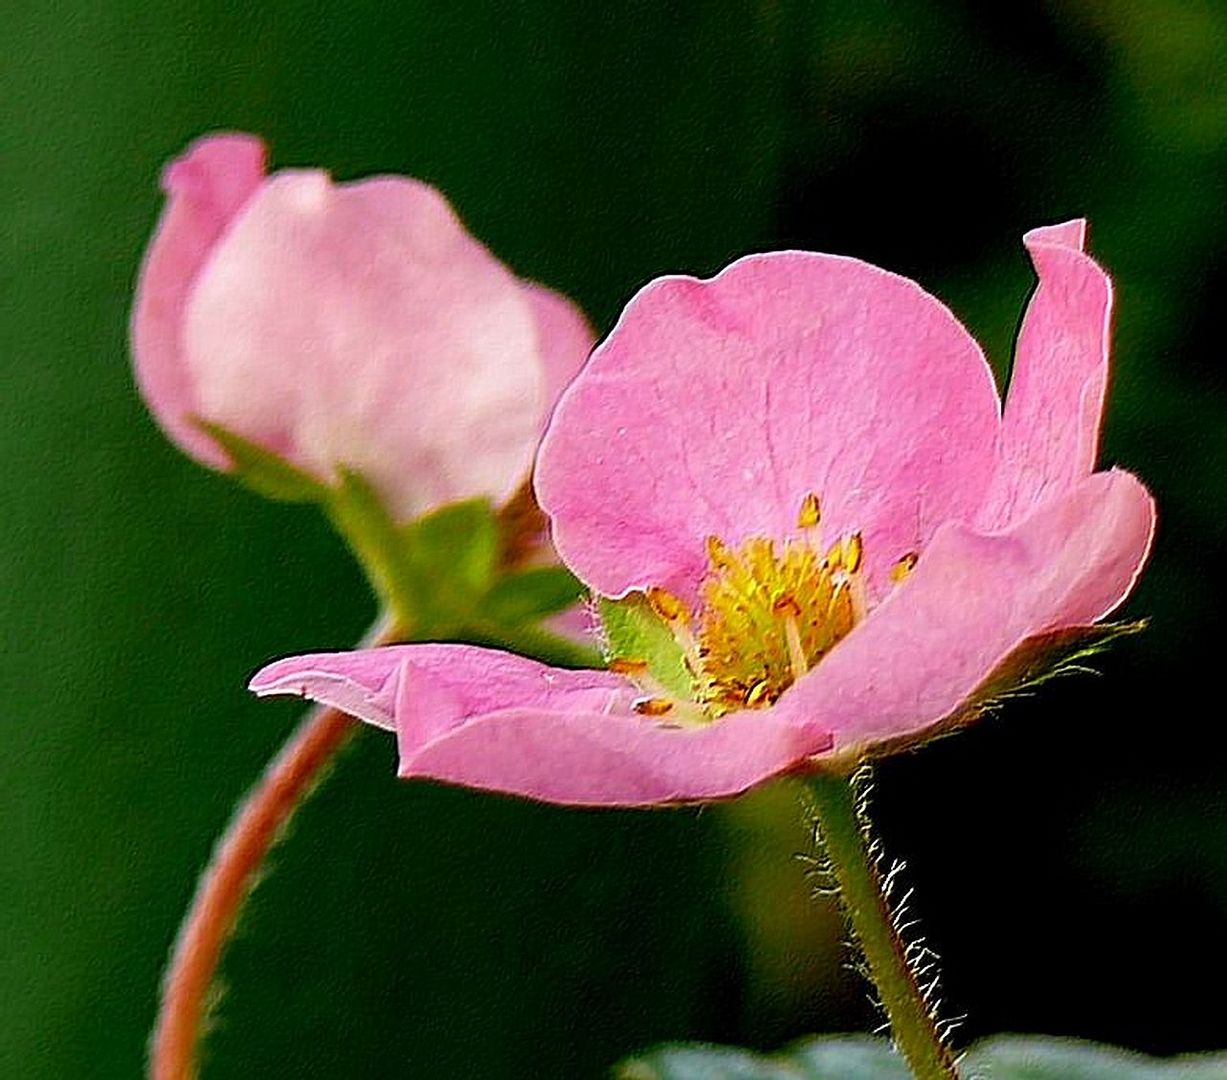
[
  {"x1": 806, "y1": 769, "x2": 958, "y2": 1080},
  {"x1": 148, "y1": 615, "x2": 398, "y2": 1080}
]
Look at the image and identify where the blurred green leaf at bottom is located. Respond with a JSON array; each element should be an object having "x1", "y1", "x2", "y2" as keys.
[{"x1": 616, "y1": 1034, "x2": 1227, "y2": 1080}]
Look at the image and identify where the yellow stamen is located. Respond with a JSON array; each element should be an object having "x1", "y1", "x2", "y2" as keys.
[
  {"x1": 745, "y1": 680, "x2": 772, "y2": 708},
  {"x1": 825, "y1": 538, "x2": 844, "y2": 571},
  {"x1": 797, "y1": 492, "x2": 822, "y2": 529},
  {"x1": 829, "y1": 582, "x2": 855, "y2": 639},
  {"x1": 772, "y1": 595, "x2": 802, "y2": 619},
  {"x1": 705, "y1": 534, "x2": 734, "y2": 570},
  {"x1": 843, "y1": 532, "x2": 864, "y2": 574},
  {"x1": 691, "y1": 527, "x2": 865, "y2": 717},
  {"x1": 646, "y1": 586, "x2": 688, "y2": 624},
  {"x1": 609, "y1": 657, "x2": 650, "y2": 677},
  {"x1": 891, "y1": 551, "x2": 919, "y2": 583},
  {"x1": 617, "y1": 492, "x2": 886, "y2": 721}
]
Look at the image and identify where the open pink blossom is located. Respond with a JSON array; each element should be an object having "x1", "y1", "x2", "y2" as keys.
[
  {"x1": 132, "y1": 132, "x2": 593, "y2": 521},
  {"x1": 252, "y1": 222, "x2": 1155, "y2": 807}
]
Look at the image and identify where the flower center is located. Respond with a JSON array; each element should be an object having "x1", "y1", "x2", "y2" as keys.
[
  {"x1": 612, "y1": 493, "x2": 924, "y2": 722},
  {"x1": 688, "y1": 529, "x2": 863, "y2": 715}
]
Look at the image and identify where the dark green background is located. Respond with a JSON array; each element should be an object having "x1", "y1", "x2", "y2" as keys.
[{"x1": 3, "y1": 2, "x2": 1225, "y2": 1076}]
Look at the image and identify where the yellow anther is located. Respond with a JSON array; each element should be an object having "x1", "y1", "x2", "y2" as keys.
[
  {"x1": 745, "y1": 680, "x2": 772, "y2": 708},
  {"x1": 633, "y1": 697, "x2": 674, "y2": 717},
  {"x1": 891, "y1": 551, "x2": 918, "y2": 583},
  {"x1": 772, "y1": 594, "x2": 803, "y2": 619},
  {"x1": 650, "y1": 499, "x2": 870, "y2": 719},
  {"x1": 842, "y1": 532, "x2": 864, "y2": 574},
  {"x1": 824, "y1": 538, "x2": 844, "y2": 571},
  {"x1": 646, "y1": 586, "x2": 689, "y2": 624},
  {"x1": 797, "y1": 492, "x2": 821, "y2": 529},
  {"x1": 829, "y1": 582, "x2": 855, "y2": 638},
  {"x1": 609, "y1": 657, "x2": 650, "y2": 677},
  {"x1": 705, "y1": 534, "x2": 734, "y2": 570}
]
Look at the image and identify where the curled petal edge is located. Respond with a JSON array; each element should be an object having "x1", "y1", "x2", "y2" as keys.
[{"x1": 981, "y1": 218, "x2": 1114, "y2": 528}]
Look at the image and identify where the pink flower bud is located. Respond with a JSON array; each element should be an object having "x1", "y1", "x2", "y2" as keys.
[{"x1": 131, "y1": 133, "x2": 593, "y2": 521}]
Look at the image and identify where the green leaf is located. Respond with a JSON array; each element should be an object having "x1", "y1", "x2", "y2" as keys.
[
  {"x1": 597, "y1": 593, "x2": 694, "y2": 698},
  {"x1": 963, "y1": 1035, "x2": 1227, "y2": 1079},
  {"x1": 786, "y1": 1038, "x2": 912, "y2": 1079},
  {"x1": 615, "y1": 1036, "x2": 907, "y2": 1080},
  {"x1": 194, "y1": 420, "x2": 330, "y2": 503},
  {"x1": 481, "y1": 566, "x2": 587, "y2": 624},
  {"x1": 615, "y1": 1035, "x2": 1227, "y2": 1080}
]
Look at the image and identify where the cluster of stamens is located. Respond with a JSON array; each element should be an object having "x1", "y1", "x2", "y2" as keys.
[{"x1": 615, "y1": 493, "x2": 917, "y2": 722}]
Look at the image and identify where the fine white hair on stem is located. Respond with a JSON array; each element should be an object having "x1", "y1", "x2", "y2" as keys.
[{"x1": 800, "y1": 765, "x2": 964, "y2": 1050}]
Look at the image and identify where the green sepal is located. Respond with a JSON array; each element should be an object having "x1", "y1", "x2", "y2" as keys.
[
  {"x1": 402, "y1": 496, "x2": 500, "y2": 610},
  {"x1": 597, "y1": 593, "x2": 693, "y2": 698},
  {"x1": 977, "y1": 619, "x2": 1149, "y2": 702},
  {"x1": 616, "y1": 1033, "x2": 1227, "y2": 1079},
  {"x1": 195, "y1": 420, "x2": 331, "y2": 503},
  {"x1": 458, "y1": 619, "x2": 603, "y2": 671},
  {"x1": 854, "y1": 620, "x2": 1150, "y2": 764},
  {"x1": 195, "y1": 423, "x2": 591, "y2": 648},
  {"x1": 322, "y1": 469, "x2": 421, "y2": 627},
  {"x1": 481, "y1": 566, "x2": 587, "y2": 625},
  {"x1": 325, "y1": 476, "x2": 502, "y2": 633}
]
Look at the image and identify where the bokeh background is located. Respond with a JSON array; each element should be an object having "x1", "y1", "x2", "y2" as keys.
[{"x1": 4, "y1": 2, "x2": 1225, "y2": 1076}]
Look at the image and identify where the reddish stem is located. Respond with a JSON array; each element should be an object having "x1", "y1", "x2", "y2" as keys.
[
  {"x1": 149, "y1": 620, "x2": 396, "y2": 1080},
  {"x1": 149, "y1": 703, "x2": 355, "y2": 1079}
]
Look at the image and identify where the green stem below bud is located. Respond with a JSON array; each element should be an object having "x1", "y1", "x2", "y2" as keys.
[{"x1": 149, "y1": 614, "x2": 399, "y2": 1080}]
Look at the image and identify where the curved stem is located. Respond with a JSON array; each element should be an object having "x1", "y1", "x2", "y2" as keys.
[
  {"x1": 806, "y1": 770, "x2": 958, "y2": 1080},
  {"x1": 149, "y1": 615, "x2": 398, "y2": 1080}
]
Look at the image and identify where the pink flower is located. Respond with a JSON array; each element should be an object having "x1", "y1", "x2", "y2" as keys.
[
  {"x1": 251, "y1": 222, "x2": 1155, "y2": 807},
  {"x1": 131, "y1": 133, "x2": 593, "y2": 521}
]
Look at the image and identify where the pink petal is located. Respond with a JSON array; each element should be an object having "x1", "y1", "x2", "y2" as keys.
[
  {"x1": 131, "y1": 133, "x2": 267, "y2": 467},
  {"x1": 182, "y1": 171, "x2": 547, "y2": 520},
  {"x1": 521, "y1": 282, "x2": 596, "y2": 413},
  {"x1": 250, "y1": 646, "x2": 412, "y2": 730},
  {"x1": 536, "y1": 252, "x2": 1001, "y2": 602},
  {"x1": 979, "y1": 220, "x2": 1113, "y2": 528},
  {"x1": 251, "y1": 644, "x2": 631, "y2": 738},
  {"x1": 1025, "y1": 219, "x2": 1087, "y2": 249},
  {"x1": 251, "y1": 645, "x2": 833, "y2": 807},
  {"x1": 781, "y1": 469, "x2": 1155, "y2": 752}
]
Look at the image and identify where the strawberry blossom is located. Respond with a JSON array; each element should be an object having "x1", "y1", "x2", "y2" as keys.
[
  {"x1": 252, "y1": 221, "x2": 1155, "y2": 806},
  {"x1": 132, "y1": 132, "x2": 592, "y2": 521}
]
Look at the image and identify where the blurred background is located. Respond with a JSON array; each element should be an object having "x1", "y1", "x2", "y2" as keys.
[{"x1": 3, "y1": 1, "x2": 1225, "y2": 1076}]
